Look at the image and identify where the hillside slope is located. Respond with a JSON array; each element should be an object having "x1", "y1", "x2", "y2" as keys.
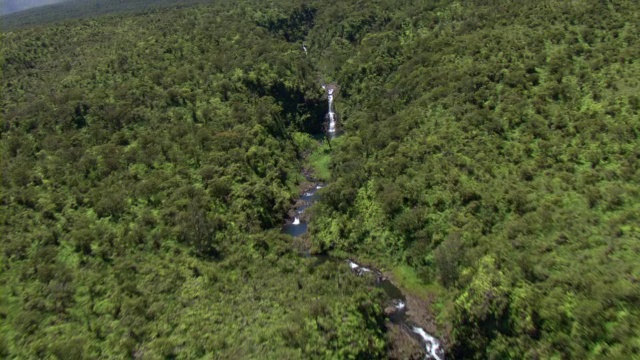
[
  {"x1": 303, "y1": 0, "x2": 640, "y2": 358},
  {"x1": 1, "y1": 0, "x2": 210, "y2": 30},
  {"x1": 0, "y1": 2, "x2": 387, "y2": 358},
  {"x1": 2, "y1": 0, "x2": 640, "y2": 358}
]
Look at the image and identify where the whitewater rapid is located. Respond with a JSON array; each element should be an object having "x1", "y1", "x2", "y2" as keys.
[
  {"x1": 412, "y1": 327, "x2": 444, "y2": 360},
  {"x1": 282, "y1": 84, "x2": 444, "y2": 360},
  {"x1": 327, "y1": 88, "x2": 336, "y2": 136},
  {"x1": 347, "y1": 260, "x2": 444, "y2": 360}
]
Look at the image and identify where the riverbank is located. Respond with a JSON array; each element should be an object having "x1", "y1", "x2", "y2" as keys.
[
  {"x1": 283, "y1": 84, "x2": 445, "y2": 359},
  {"x1": 384, "y1": 268, "x2": 450, "y2": 350},
  {"x1": 343, "y1": 258, "x2": 448, "y2": 359}
]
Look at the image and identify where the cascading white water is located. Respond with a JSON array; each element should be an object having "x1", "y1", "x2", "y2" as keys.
[
  {"x1": 327, "y1": 88, "x2": 336, "y2": 136},
  {"x1": 285, "y1": 84, "x2": 444, "y2": 359},
  {"x1": 347, "y1": 260, "x2": 371, "y2": 274},
  {"x1": 412, "y1": 327, "x2": 444, "y2": 360},
  {"x1": 348, "y1": 260, "x2": 443, "y2": 360}
]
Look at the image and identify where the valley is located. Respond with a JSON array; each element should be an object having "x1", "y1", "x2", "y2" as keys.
[{"x1": 2, "y1": 0, "x2": 640, "y2": 359}]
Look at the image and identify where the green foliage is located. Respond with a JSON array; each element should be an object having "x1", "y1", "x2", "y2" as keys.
[
  {"x1": 308, "y1": 141, "x2": 332, "y2": 181},
  {"x1": 305, "y1": 0, "x2": 640, "y2": 358},
  {"x1": 254, "y1": 3, "x2": 317, "y2": 43},
  {"x1": 1, "y1": 0, "x2": 212, "y2": 30},
  {"x1": 3, "y1": 0, "x2": 640, "y2": 358},
  {"x1": 0, "y1": 2, "x2": 385, "y2": 358}
]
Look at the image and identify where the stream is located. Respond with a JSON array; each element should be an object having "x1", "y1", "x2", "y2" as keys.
[{"x1": 282, "y1": 85, "x2": 444, "y2": 360}]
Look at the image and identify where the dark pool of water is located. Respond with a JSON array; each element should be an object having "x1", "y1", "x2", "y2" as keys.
[
  {"x1": 282, "y1": 222, "x2": 308, "y2": 237},
  {"x1": 281, "y1": 183, "x2": 323, "y2": 237},
  {"x1": 378, "y1": 278, "x2": 405, "y2": 303}
]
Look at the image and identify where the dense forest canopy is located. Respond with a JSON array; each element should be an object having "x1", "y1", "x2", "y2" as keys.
[
  {"x1": 1, "y1": 2, "x2": 386, "y2": 358},
  {"x1": 305, "y1": 0, "x2": 640, "y2": 358},
  {"x1": 1, "y1": 0, "x2": 213, "y2": 30},
  {"x1": 2, "y1": 0, "x2": 640, "y2": 359}
]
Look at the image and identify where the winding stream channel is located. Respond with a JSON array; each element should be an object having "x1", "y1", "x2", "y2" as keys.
[{"x1": 282, "y1": 86, "x2": 444, "y2": 360}]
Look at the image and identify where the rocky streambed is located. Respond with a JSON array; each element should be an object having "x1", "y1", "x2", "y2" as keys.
[
  {"x1": 282, "y1": 173, "x2": 444, "y2": 360},
  {"x1": 282, "y1": 84, "x2": 444, "y2": 359}
]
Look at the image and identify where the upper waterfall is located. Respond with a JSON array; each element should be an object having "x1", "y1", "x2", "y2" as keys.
[{"x1": 327, "y1": 87, "x2": 336, "y2": 137}]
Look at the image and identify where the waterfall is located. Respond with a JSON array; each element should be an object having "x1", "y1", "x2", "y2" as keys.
[
  {"x1": 412, "y1": 327, "x2": 444, "y2": 360},
  {"x1": 348, "y1": 260, "x2": 444, "y2": 360},
  {"x1": 302, "y1": 44, "x2": 308, "y2": 55},
  {"x1": 283, "y1": 83, "x2": 445, "y2": 360},
  {"x1": 347, "y1": 260, "x2": 371, "y2": 274},
  {"x1": 327, "y1": 88, "x2": 336, "y2": 136}
]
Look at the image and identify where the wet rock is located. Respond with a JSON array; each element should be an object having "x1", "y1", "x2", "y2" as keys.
[
  {"x1": 387, "y1": 323, "x2": 426, "y2": 360},
  {"x1": 385, "y1": 306, "x2": 398, "y2": 317}
]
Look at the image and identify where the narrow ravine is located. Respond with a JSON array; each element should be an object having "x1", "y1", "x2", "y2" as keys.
[
  {"x1": 348, "y1": 260, "x2": 444, "y2": 360},
  {"x1": 327, "y1": 87, "x2": 336, "y2": 136},
  {"x1": 283, "y1": 85, "x2": 445, "y2": 360}
]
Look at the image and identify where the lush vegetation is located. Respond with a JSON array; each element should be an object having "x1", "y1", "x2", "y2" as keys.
[
  {"x1": 1, "y1": 0, "x2": 211, "y2": 30},
  {"x1": 3, "y1": 0, "x2": 640, "y2": 359},
  {"x1": 0, "y1": 2, "x2": 387, "y2": 358},
  {"x1": 304, "y1": 0, "x2": 640, "y2": 358}
]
